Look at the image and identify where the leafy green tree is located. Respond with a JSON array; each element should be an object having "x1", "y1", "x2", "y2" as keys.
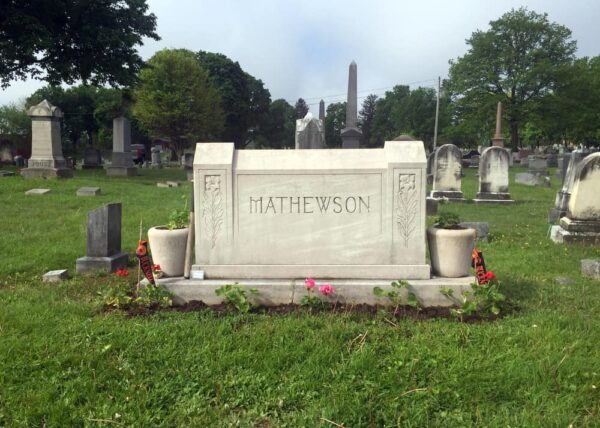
[
  {"x1": 448, "y1": 7, "x2": 576, "y2": 150},
  {"x1": 531, "y1": 56, "x2": 600, "y2": 145},
  {"x1": 369, "y1": 85, "x2": 410, "y2": 146},
  {"x1": 133, "y1": 49, "x2": 224, "y2": 157},
  {"x1": 358, "y1": 94, "x2": 378, "y2": 147},
  {"x1": 196, "y1": 51, "x2": 271, "y2": 148},
  {"x1": 324, "y1": 102, "x2": 346, "y2": 148},
  {"x1": 0, "y1": 0, "x2": 159, "y2": 88},
  {"x1": 294, "y1": 98, "x2": 309, "y2": 119},
  {"x1": 0, "y1": 102, "x2": 30, "y2": 136},
  {"x1": 262, "y1": 99, "x2": 295, "y2": 149}
]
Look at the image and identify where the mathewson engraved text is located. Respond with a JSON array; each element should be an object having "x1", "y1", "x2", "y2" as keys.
[{"x1": 249, "y1": 195, "x2": 371, "y2": 214}]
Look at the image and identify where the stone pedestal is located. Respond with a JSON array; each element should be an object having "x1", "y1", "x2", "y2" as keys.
[
  {"x1": 474, "y1": 147, "x2": 513, "y2": 203},
  {"x1": 106, "y1": 117, "x2": 137, "y2": 177},
  {"x1": 21, "y1": 100, "x2": 73, "y2": 179},
  {"x1": 76, "y1": 203, "x2": 128, "y2": 273},
  {"x1": 340, "y1": 127, "x2": 361, "y2": 149}
]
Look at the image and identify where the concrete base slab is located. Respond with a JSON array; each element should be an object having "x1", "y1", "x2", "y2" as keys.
[
  {"x1": 105, "y1": 166, "x2": 138, "y2": 177},
  {"x1": 473, "y1": 199, "x2": 514, "y2": 204},
  {"x1": 76, "y1": 253, "x2": 129, "y2": 273},
  {"x1": 552, "y1": 229, "x2": 600, "y2": 245},
  {"x1": 21, "y1": 167, "x2": 73, "y2": 178},
  {"x1": 192, "y1": 264, "x2": 432, "y2": 280},
  {"x1": 25, "y1": 188, "x2": 51, "y2": 195},
  {"x1": 156, "y1": 276, "x2": 477, "y2": 307},
  {"x1": 430, "y1": 190, "x2": 465, "y2": 202}
]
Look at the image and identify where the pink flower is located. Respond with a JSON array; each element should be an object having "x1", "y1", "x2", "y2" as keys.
[
  {"x1": 319, "y1": 284, "x2": 335, "y2": 296},
  {"x1": 305, "y1": 278, "x2": 315, "y2": 289}
]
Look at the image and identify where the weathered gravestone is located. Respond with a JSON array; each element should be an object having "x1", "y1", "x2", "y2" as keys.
[
  {"x1": 426, "y1": 151, "x2": 435, "y2": 185},
  {"x1": 82, "y1": 147, "x2": 102, "y2": 169},
  {"x1": 105, "y1": 117, "x2": 137, "y2": 176},
  {"x1": 295, "y1": 112, "x2": 325, "y2": 149},
  {"x1": 182, "y1": 152, "x2": 194, "y2": 181},
  {"x1": 528, "y1": 155, "x2": 548, "y2": 176},
  {"x1": 551, "y1": 152, "x2": 600, "y2": 244},
  {"x1": 430, "y1": 144, "x2": 465, "y2": 201},
  {"x1": 192, "y1": 141, "x2": 430, "y2": 279},
  {"x1": 340, "y1": 61, "x2": 362, "y2": 149},
  {"x1": 0, "y1": 143, "x2": 13, "y2": 162},
  {"x1": 151, "y1": 146, "x2": 162, "y2": 168},
  {"x1": 21, "y1": 100, "x2": 73, "y2": 178},
  {"x1": 549, "y1": 151, "x2": 587, "y2": 223},
  {"x1": 515, "y1": 172, "x2": 540, "y2": 186},
  {"x1": 14, "y1": 155, "x2": 25, "y2": 167},
  {"x1": 547, "y1": 154, "x2": 558, "y2": 168},
  {"x1": 474, "y1": 147, "x2": 513, "y2": 203},
  {"x1": 76, "y1": 203, "x2": 129, "y2": 273}
]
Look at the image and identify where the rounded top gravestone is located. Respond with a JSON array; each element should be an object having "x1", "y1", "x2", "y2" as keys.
[
  {"x1": 567, "y1": 152, "x2": 600, "y2": 220},
  {"x1": 432, "y1": 144, "x2": 462, "y2": 192},
  {"x1": 479, "y1": 147, "x2": 510, "y2": 194}
]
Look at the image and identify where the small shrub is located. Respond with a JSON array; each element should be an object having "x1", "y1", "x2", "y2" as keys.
[
  {"x1": 449, "y1": 271, "x2": 505, "y2": 321},
  {"x1": 373, "y1": 280, "x2": 420, "y2": 313},
  {"x1": 99, "y1": 269, "x2": 173, "y2": 310},
  {"x1": 215, "y1": 284, "x2": 259, "y2": 313}
]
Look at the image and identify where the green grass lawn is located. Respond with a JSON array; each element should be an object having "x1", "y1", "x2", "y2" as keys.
[{"x1": 1, "y1": 165, "x2": 599, "y2": 427}]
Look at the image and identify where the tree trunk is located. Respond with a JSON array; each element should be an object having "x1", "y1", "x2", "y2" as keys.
[{"x1": 510, "y1": 120, "x2": 520, "y2": 151}]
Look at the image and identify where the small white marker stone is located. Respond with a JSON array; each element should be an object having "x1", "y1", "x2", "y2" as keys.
[
  {"x1": 43, "y1": 269, "x2": 69, "y2": 282},
  {"x1": 76, "y1": 187, "x2": 101, "y2": 196},
  {"x1": 25, "y1": 188, "x2": 51, "y2": 195}
]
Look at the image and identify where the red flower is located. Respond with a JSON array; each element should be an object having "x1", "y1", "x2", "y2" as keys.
[
  {"x1": 116, "y1": 268, "x2": 129, "y2": 278},
  {"x1": 319, "y1": 284, "x2": 335, "y2": 296},
  {"x1": 485, "y1": 271, "x2": 496, "y2": 281},
  {"x1": 152, "y1": 264, "x2": 161, "y2": 272}
]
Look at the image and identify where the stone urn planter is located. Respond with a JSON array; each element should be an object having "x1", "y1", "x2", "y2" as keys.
[
  {"x1": 147, "y1": 226, "x2": 189, "y2": 277},
  {"x1": 427, "y1": 212, "x2": 476, "y2": 278}
]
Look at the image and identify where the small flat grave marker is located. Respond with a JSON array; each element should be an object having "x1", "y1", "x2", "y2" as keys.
[
  {"x1": 166, "y1": 181, "x2": 180, "y2": 187},
  {"x1": 77, "y1": 187, "x2": 101, "y2": 196},
  {"x1": 25, "y1": 188, "x2": 51, "y2": 195},
  {"x1": 157, "y1": 182, "x2": 170, "y2": 188},
  {"x1": 0, "y1": 170, "x2": 16, "y2": 176},
  {"x1": 43, "y1": 269, "x2": 69, "y2": 282}
]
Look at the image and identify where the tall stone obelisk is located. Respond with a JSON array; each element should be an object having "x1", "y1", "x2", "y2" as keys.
[
  {"x1": 491, "y1": 102, "x2": 505, "y2": 147},
  {"x1": 340, "y1": 61, "x2": 362, "y2": 148},
  {"x1": 319, "y1": 100, "x2": 325, "y2": 122}
]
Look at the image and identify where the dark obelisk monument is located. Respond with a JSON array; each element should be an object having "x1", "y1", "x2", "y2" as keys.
[
  {"x1": 340, "y1": 61, "x2": 362, "y2": 148},
  {"x1": 319, "y1": 99, "x2": 325, "y2": 122}
]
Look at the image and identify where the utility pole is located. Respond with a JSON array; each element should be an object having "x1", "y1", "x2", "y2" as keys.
[{"x1": 433, "y1": 76, "x2": 441, "y2": 151}]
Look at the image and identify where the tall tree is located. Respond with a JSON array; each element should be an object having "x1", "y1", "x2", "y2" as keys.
[
  {"x1": 294, "y1": 98, "x2": 309, "y2": 119},
  {"x1": 369, "y1": 85, "x2": 410, "y2": 146},
  {"x1": 133, "y1": 49, "x2": 224, "y2": 157},
  {"x1": 196, "y1": 51, "x2": 271, "y2": 148},
  {"x1": 0, "y1": 102, "x2": 30, "y2": 136},
  {"x1": 262, "y1": 99, "x2": 295, "y2": 149},
  {"x1": 448, "y1": 7, "x2": 576, "y2": 150},
  {"x1": 324, "y1": 102, "x2": 346, "y2": 148},
  {"x1": 0, "y1": 0, "x2": 159, "y2": 88},
  {"x1": 358, "y1": 94, "x2": 378, "y2": 147}
]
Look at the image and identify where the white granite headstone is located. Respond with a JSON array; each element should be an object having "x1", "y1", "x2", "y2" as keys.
[{"x1": 192, "y1": 141, "x2": 430, "y2": 279}]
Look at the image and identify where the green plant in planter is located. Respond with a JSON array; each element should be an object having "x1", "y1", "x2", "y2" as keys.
[
  {"x1": 167, "y1": 200, "x2": 188, "y2": 230},
  {"x1": 434, "y1": 211, "x2": 461, "y2": 229}
]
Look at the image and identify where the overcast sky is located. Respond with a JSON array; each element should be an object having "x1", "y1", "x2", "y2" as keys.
[{"x1": 2, "y1": 0, "x2": 599, "y2": 110}]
